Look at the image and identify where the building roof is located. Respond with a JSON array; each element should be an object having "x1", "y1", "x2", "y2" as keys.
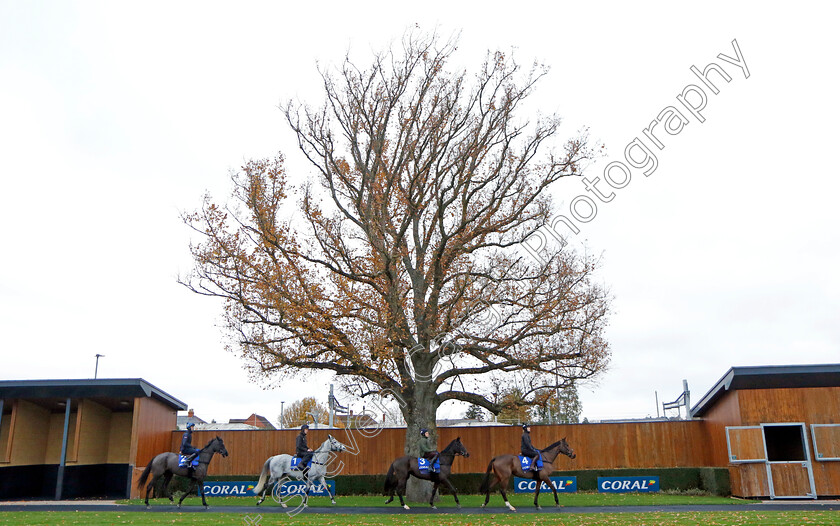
[
  {"x1": 177, "y1": 415, "x2": 207, "y2": 427},
  {"x1": 436, "y1": 418, "x2": 509, "y2": 427},
  {"x1": 691, "y1": 364, "x2": 840, "y2": 418},
  {"x1": 229, "y1": 413, "x2": 276, "y2": 430},
  {"x1": 0, "y1": 378, "x2": 187, "y2": 411},
  {"x1": 178, "y1": 422, "x2": 259, "y2": 431}
]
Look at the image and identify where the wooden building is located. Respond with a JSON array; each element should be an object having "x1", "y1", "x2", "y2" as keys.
[
  {"x1": 692, "y1": 364, "x2": 840, "y2": 499},
  {"x1": 0, "y1": 379, "x2": 186, "y2": 500}
]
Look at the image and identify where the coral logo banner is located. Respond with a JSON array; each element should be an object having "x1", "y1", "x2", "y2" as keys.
[
  {"x1": 202, "y1": 481, "x2": 258, "y2": 496},
  {"x1": 598, "y1": 476, "x2": 659, "y2": 493},
  {"x1": 513, "y1": 476, "x2": 577, "y2": 493}
]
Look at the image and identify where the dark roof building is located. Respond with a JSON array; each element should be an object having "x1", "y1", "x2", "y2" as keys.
[
  {"x1": 0, "y1": 378, "x2": 186, "y2": 501},
  {"x1": 689, "y1": 363, "x2": 840, "y2": 499},
  {"x1": 691, "y1": 364, "x2": 840, "y2": 418}
]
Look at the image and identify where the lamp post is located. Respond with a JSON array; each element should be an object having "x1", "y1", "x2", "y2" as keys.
[
  {"x1": 280, "y1": 401, "x2": 285, "y2": 429},
  {"x1": 94, "y1": 354, "x2": 105, "y2": 379}
]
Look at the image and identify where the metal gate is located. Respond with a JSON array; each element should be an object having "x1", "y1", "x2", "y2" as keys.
[
  {"x1": 726, "y1": 423, "x2": 816, "y2": 499},
  {"x1": 811, "y1": 424, "x2": 840, "y2": 461}
]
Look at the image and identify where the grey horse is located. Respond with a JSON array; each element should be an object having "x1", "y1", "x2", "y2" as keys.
[
  {"x1": 136, "y1": 435, "x2": 229, "y2": 508},
  {"x1": 253, "y1": 434, "x2": 347, "y2": 507}
]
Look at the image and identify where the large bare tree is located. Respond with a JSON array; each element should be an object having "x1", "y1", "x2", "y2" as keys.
[{"x1": 182, "y1": 32, "x2": 610, "y2": 468}]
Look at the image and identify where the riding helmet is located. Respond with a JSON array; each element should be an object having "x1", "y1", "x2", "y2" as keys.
[{"x1": 301, "y1": 424, "x2": 310, "y2": 430}]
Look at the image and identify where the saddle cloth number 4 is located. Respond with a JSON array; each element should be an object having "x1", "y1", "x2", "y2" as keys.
[{"x1": 519, "y1": 455, "x2": 543, "y2": 470}]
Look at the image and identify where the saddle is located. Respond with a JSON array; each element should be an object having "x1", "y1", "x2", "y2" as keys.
[
  {"x1": 417, "y1": 457, "x2": 440, "y2": 473},
  {"x1": 178, "y1": 455, "x2": 199, "y2": 468},
  {"x1": 290, "y1": 456, "x2": 312, "y2": 470},
  {"x1": 519, "y1": 453, "x2": 543, "y2": 471}
]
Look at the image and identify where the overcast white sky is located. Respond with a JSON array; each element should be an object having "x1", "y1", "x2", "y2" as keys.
[{"x1": 1, "y1": 2, "x2": 838, "y2": 426}]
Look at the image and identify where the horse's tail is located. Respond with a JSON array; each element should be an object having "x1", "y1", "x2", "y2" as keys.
[
  {"x1": 383, "y1": 462, "x2": 397, "y2": 495},
  {"x1": 136, "y1": 458, "x2": 154, "y2": 489},
  {"x1": 253, "y1": 458, "x2": 272, "y2": 495},
  {"x1": 479, "y1": 457, "x2": 496, "y2": 494}
]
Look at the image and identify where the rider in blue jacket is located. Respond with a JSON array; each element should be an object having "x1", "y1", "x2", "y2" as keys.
[
  {"x1": 521, "y1": 423, "x2": 541, "y2": 471},
  {"x1": 180, "y1": 423, "x2": 200, "y2": 474}
]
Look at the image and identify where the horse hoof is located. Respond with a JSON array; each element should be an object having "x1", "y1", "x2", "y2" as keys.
[
  {"x1": 430, "y1": 505, "x2": 437, "y2": 509},
  {"x1": 331, "y1": 500, "x2": 336, "y2": 505},
  {"x1": 457, "y1": 504, "x2": 462, "y2": 509},
  {"x1": 281, "y1": 503, "x2": 288, "y2": 508},
  {"x1": 403, "y1": 504, "x2": 410, "y2": 510},
  {"x1": 536, "y1": 505, "x2": 542, "y2": 510},
  {"x1": 145, "y1": 505, "x2": 150, "y2": 510},
  {"x1": 480, "y1": 503, "x2": 485, "y2": 508}
]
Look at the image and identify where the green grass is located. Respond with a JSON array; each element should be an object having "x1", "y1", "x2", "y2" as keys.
[
  {"x1": 1, "y1": 511, "x2": 840, "y2": 525},
  {"x1": 120, "y1": 492, "x2": 745, "y2": 508}
]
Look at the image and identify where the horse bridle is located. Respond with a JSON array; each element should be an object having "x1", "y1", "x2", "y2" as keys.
[{"x1": 196, "y1": 438, "x2": 225, "y2": 465}]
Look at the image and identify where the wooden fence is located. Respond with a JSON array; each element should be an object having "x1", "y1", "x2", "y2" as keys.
[{"x1": 174, "y1": 420, "x2": 713, "y2": 477}]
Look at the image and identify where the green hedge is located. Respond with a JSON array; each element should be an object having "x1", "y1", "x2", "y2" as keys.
[
  {"x1": 699, "y1": 467, "x2": 731, "y2": 496},
  {"x1": 437, "y1": 468, "x2": 729, "y2": 496},
  {"x1": 161, "y1": 467, "x2": 729, "y2": 497}
]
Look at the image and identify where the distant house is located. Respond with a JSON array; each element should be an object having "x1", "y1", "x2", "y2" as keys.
[
  {"x1": 436, "y1": 418, "x2": 509, "y2": 427},
  {"x1": 229, "y1": 413, "x2": 276, "y2": 430},
  {"x1": 176, "y1": 408, "x2": 207, "y2": 430},
  {"x1": 193, "y1": 422, "x2": 259, "y2": 430},
  {"x1": 176, "y1": 409, "x2": 261, "y2": 430}
]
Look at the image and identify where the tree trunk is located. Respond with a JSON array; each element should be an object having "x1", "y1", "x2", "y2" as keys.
[
  {"x1": 406, "y1": 477, "x2": 437, "y2": 504},
  {"x1": 402, "y1": 367, "x2": 440, "y2": 503}
]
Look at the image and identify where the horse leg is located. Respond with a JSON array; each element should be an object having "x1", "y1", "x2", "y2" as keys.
[
  {"x1": 482, "y1": 473, "x2": 499, "y2": 508},
  {"x1": 320, "y1": 475, "x2": 335, "y2": 505},
  {"x1": 397, "y1": 478, "x2": 409, "y2": 510},
  {"x1": 384, "y1": 470, "x2": 394, "y2": 504},
  {"x1": 161, "y1": 472, "x2": 174, "y2": 504},
  {"x1": 198, "y1": 478, "x2": 208, "y2": 509},
  {"x1": 442, "y1": 477, "x2": 461, "y2": 509},
  {"x1": 302, "y1": 472, "x2": 311, "y2": 508},
  {"x1": 256, "y1": 481, "x2": 265, "y2": 506},
  {"x1": 257, "y1": 474, "x2": 272, "y2": 506},
  {"x1": 178, "y1": 479, "x2": 197, "y2": 508},
  {"x1": 500, "y1": 485, "x2": 516, "y2": 512},
  {"x1": 257, "y1": 475, "x2": 277, "y2": 506},
  {"x1": 144, "y1": 473, "x2": 159, "y2": 508},
  {"x1": 533, "y1": 470, "x2": 542, "y2": 509},
  {"x1": 429, "y1": 480, "x2": 440, "y2": 509},
  {"x1": 541, "y1": 471, "x2": 560, "y2": 507}
]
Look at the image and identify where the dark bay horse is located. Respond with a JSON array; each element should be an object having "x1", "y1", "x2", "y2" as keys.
[
  {"x1": 479, "y1": 437, "x2": 576, "y2": 510},
  {"x1": 384, "y1": 437, "x2": 470, "y2": 509},
  {"x1": 137, "y1": 436, "x2": 228, "y2": 508}
]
